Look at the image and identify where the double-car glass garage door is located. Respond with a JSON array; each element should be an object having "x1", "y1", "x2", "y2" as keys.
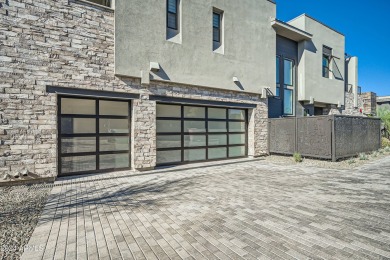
[
  {"x1": 59, "y1": 97, "x2": 131, "y2": 176},
  {"x1": 59, "y1": 98, "x2": 248, "y2": 175},
  {"x1": 156, "y1": 103, "x2": 248, "y2": 165}
]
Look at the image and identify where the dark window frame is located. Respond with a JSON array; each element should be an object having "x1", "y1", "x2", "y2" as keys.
[
  {"x1": 167, "y1": 0, "x2": 178, "y2": 30},
  {"x1": 85, "y1": 0, "x2": 112, "y2": 8},
  {"x1": 213, "y1": 12, "x2": 221, "y2": 43},
  {"x1": 322, "y1": 54, "x2": 330, "y2": 78},
  {"x1": 283, "y1": 58, "x2": 295, "y2": 116},
  {"x1": 156, "y1": 103, "x2": 248, "y2": 166},
  {"x1": 58, "y1": 96, "x2": 131, "y2": 177}
]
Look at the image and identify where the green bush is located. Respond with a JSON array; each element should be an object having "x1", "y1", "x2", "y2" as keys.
[
  {"x1": 293, "y1": 152, "x2": 303, "y2": 163},
  {"x1": 359, "y1": 153, "x2": 368, "y2": 161},
  {"x1": 377, "y1": 105, "x2": 390, "y2": 137},
  {"x1": 382, "y1": 137, "x2": 390, "y2": 148},
  {"x1": 348, "y1": 158, "x2": 356, "y2": 164}
]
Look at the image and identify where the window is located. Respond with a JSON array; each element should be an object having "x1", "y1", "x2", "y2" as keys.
[
  {"x1": 212, "y1": 9, "x2": 223, "y2": 53},
  {"x1": 86, "y1": 0, "x2": 112, "y2": 7},
  {"x1": 167, "y1": 0, "x2": 178, "y2": 30},
  {"x1": 323, "y1": 46, "x2": 332, "y2": 78},
  {"x1": 213, "y1": 12, "x2": 221, "y2": 43},
  {"x1": 276, "y1": 56, "x2": 280, "y2": 97},
  {"x1": 283, "y1": 59, "x2": 294, "y2": 115}
]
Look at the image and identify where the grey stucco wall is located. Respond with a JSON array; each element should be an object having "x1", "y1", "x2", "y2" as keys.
[
  {"x1": 115, "y1": 0, "x2": 276, "y2": 95},
  {"x1": 289, "y1": 15, "x2": 345, "y2": 106}
]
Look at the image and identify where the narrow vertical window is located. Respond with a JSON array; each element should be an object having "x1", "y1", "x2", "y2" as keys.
[
  {"x1": 212, "y1": 9, "x2": 223, "y2": 53},
  {"x1": 213, "y1": 12, "x2": 221, "y2": 43},
  {"x1": 167, "y1": 0, "x2": 178, "y2": 30},
  {"x1": 283, "y1": 59, "x2": 294, "y2": 115},
  {"x1": 322, "y1": 46, "x2": 332, "y2": 78},
  {"x1": 276, "y1": 56, "x2": 280, "y2": 97}
]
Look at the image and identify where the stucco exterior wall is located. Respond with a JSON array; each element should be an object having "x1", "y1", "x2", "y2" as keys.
[
  {"x1": 115, "y1": 0, "x2": 276, "y2": 95},
  {"x1": 289, "y1": 15, "x2": 346, "y2": 106}
]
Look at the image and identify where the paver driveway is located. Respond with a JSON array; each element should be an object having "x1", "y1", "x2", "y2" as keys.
[{"x1": 22, "y1": 157, "x2": 390, "y2": 260}]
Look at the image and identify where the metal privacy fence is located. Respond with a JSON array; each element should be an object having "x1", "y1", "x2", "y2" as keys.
[{"x1": 268, "y1": 115, "x2": 381, "y2": 161}]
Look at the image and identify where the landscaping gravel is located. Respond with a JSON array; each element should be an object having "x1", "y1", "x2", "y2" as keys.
[
  {"x1": 264, "y1": 148, "x2": 390, "y2": 169},
  {"x1": 0, "y1": 184, "x2": 52, "y2": 260}
]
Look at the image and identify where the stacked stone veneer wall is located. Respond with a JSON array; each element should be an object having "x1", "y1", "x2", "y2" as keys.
[
  {"x1": 0, "y1": 0, "x2": 268, "y2": 180},
  {"x1": 324, "y1": 92, "x2": 376, "y2": 116}
]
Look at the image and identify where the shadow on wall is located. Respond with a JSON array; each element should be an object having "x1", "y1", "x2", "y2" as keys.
[{"x1": 150, "y1": 66, "x2": 171, "y2": 81}]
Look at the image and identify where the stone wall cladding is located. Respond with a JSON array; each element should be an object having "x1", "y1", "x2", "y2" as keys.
[
  {"x1": 0, "y1": 0, "x2": 268, "y2": 180},
  {"x1": 324, "y1": 92, "x2": 375, "y2": 117}
]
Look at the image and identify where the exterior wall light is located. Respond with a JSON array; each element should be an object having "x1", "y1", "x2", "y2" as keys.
[{"x1": 150, "y1": 62, "x2": 160, "y2": 72}]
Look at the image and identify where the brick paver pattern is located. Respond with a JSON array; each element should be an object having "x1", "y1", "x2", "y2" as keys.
[{"x1": 22, "y1": 157, "x2": 390, "y2": 260}]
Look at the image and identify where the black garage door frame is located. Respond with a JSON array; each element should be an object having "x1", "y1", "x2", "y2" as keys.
[
  {"x1": 156, "y1": 102, "x2": 249, "y2": 166},
  {"x1": 57, "y1": 95, "x2": 132, "y2": 177}
]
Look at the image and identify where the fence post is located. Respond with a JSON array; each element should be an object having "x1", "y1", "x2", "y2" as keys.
[
  {"x1": 295, "y1": 116, "x2": 298, "y2": 153},
  {"x1": 331, "y1": 115, "x2": 336, "y2": 162}
]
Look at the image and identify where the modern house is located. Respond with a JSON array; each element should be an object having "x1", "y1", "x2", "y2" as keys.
[{"x1": 0, "y1": 0, "x2": 369, "y2": 180}]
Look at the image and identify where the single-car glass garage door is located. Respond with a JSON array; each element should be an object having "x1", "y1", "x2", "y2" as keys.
[
  {"x1": 156, "y1": 103, "x2": 247, "y2": 166},
  {"x1": 59, "y1": 96, "x2": 131, "y2": 176}
]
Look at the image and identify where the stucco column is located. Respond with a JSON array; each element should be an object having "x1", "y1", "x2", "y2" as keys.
[
  {"x1": 131, "y1": 94, "x2": 156, "y2": 171},
  {"x1": 248, "y1": 99, "x2": 269, "y2": 157}
]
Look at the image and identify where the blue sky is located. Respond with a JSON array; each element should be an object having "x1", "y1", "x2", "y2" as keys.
[{"x1": 276, "y1": 0, "x2": 389, "y2": 96}]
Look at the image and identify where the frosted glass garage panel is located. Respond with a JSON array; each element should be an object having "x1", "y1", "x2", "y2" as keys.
[
  {"x1": 229, "y1": 134, "x2": 246, "y2": 145},
  {"x1": 157, "y1": 150, "x2": 181, "y2": 164},
  {"x1": 184, "y1": 149, "x2": 206, "y2": 161},
  {"x1": 184, "y1": 121, "x2": 206, "y2": 133},
  {"x1": 99, "y1": 100, "x2": 128, "y2": 116},
  {"x1": 208, "y1": 121, "x2": 227, "y2": 132},
  {"x1": 61, "y1": 98, "x2": 95, "y2": 115},
  {"x1": 208, "y1": 147, "x2": 227, "y2": 159},
  {"x1": 61, "y1": 118, "x2": 96, "y2": 134},
  {"x1": 100, "y1": 153, "x2": 129, "y2": 169},
  {"x1": 184, "y1": 106, "x2": 205, "y2": 118},
  {"x1": 157, "y1": 104, "x2": 181, "y2": 118},
  {"x1": 229, "y1": 122, "x2": 245, "y2": 132},
  {"x1": 184, "y1": 135, "x2": 206, "y2": 147},
  {"x1": 228, "y1": 109, "x2": 245, "y2": 120},
  {"x1": 61, "y1": 137, "x2": 96, "y2": 154},
  {"x1": 229, "y1": 146, "x2": 245, "y2": 157},
  {"x1": 157, "y1": 135, "x2": 181, "y2": 148},
  {"x1": 61, "y1": 156, "x2": 96, "y2": 173},
  {"x1": 99, "y1": 119, "x2": 129, "y2": 133},
  {"x1": 100, "y1": 137, "x2": 130, "y2": 152},
  {"x1": 208, "y1": 134, "x2": 227, "y2": 146},
  {"x1": 157, "y1": 120, "x2": 181, "y2": 133},
  {"x1": 208, "y1": 108, "x2": 226, "y2": 119}
]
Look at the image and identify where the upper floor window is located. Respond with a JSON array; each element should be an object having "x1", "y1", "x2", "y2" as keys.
[
  {"x1": 167, "y1": 0, "x2": 178, "y2": 30},
  {"x1": 323, "y1": 46, "x2": 332, "y2": 78},
  {"x1": 86, "y1": 0, "x2": 112, "y2": 8},
  {"x1": 213, "y1": 12, "x2": 221, "y2": 43},
  {"x1": 212, "y1": 9, "x2": 224, "y2": 53}
]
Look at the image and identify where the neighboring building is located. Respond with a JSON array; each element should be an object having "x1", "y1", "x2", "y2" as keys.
[
  {"x1": 0, "y1": 0, "x2": 372, "y2": 180},
  {"x1": 377, "y1": 96, "x2": 390, "y2": 108},
  {"x1": 269, "y1": 14, "x2": 369, "y2": 117}
]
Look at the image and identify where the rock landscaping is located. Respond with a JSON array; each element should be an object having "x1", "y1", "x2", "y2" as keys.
[{"x1": 0, "y1": 184, "x2": 52, "y2": 260}]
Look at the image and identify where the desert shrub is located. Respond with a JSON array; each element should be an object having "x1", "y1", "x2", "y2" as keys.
[
  {"x1": 359, "y1": 153, "x2": 368, "y2": 160},
  {"x1": 385, "y1": 146, "x2": 390, "y2": 153},
  {"x1": 372, "y1": 151, "x2": 379, "y2": 158},
  {"x1": 293, "y1": 152, "x2": 303, "y2": 163},
  {"x1": 348, "y1": 158, "x2": 356, "y2": 164},
  {"x1": 382, "y1": 137, "x2": 390, "y2": 148},
  {"x1": 377, "y1": 105, "x2": 390, "y2": 138}
]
